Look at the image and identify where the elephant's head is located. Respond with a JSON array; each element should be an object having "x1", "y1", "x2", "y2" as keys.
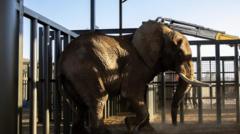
[
  {"x1": 132, "y1": 20, "x2": 210, "y2": 125},
  {"x1": 132, "y1": 20, "x2": 210, "y2": 87}
]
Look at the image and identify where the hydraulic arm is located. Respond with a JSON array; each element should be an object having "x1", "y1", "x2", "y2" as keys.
[{"x1": 156, "y1": 17, "x2": 239, "y2": 40}]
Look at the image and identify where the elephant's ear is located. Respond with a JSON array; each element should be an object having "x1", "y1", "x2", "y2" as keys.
[{"x1": 132, "y1": 21, "x2": 164, "y2": 68}]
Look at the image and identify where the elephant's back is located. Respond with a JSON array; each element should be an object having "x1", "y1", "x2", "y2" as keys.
[
  {"x1": 58, "y1": 33, "x2": 128, "y2": 95},
  {"x1": 59, "y1": 33, "x2": 128, "y2": 83}
]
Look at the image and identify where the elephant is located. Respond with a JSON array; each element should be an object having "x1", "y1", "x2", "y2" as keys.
[{"x1": 58, "y1": 20, "x2": 210, "y2": 134}]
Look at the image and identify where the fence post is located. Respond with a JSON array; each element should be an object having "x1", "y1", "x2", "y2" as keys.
[{"x1": 0, "y1": 0, "x2": 18, "y2": 133}]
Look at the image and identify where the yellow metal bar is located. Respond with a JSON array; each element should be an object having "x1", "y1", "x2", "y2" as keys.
[{"x1": 216, "y1": 33, "x2": 240, "y2": 40}]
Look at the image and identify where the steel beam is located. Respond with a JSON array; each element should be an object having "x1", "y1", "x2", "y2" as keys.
[{"x1": 0, "y1": 0, "x2": 18, "y2": 133}]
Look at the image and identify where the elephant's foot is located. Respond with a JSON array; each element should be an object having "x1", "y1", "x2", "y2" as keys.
[
  {"x1": 72, "y1": 124, "x2": 90, "y2": 134},
  {"x1": 92, "y1": 127, "x2": 111, "y2": 134},
  {"x1": 124, "y1": 115, "x2": 149, "y2": 134}
]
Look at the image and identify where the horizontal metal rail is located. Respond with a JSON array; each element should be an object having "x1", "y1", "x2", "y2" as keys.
[
  {"x1": 16, "y1": 4, "x2": 78, "y2": 38},
  {"x1": 190, "y1": 40, "x2": 240, "y2": 45},
  {"x1": 73, "y1": 28, "x2": 136, "y2": 35}
]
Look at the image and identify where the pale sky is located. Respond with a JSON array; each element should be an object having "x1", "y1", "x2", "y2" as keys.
[{"x1": 23, "y1": 0, "x2": 240, "y2": 58}]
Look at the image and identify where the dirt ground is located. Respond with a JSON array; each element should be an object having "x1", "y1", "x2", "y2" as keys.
[
  {"x1": 22, "y1": 105, "x2": 240, "y2": 134},
  {"x1": 104, "y1": 106, "x2": 240, "y2": 134},
  {"x1": 105, "y1": 113, "x2": 240, "y2": 134}
]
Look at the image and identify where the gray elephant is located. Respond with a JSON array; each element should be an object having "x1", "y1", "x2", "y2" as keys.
[{"x1": 58, "y1": 20, "x2": 210, "y2": 134}]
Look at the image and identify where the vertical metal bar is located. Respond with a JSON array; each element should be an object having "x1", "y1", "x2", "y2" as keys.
[
  {"x1": 30, "y1": 18, "x2": 38, "y2": 134},
  {"x1": 209, "y1": 60, "x2": 213, "y2": 109},
  {"x1": 197, "y1": 44, "x2": 203, "y2": 123},
  {"x1": 43, "y1": 25, "x2": 50, "y2": 134},
  {"x1": 49, "y1": 31, "x2": 54, "y2": 121},
  {"x1": 90, "y1": 0, "x2": 95, "y2": 31},
  {"x1": 63, "y1": 35, "x2": 71, "y2": 134},
  {"x1": 38, "y1": 27, "x2": 44, "y2": 124},
  {"x1": 222, "y1": 60, "x2": 225, "y2": 109},
  {"x1": 54, "y1": 30, "x2": 62, "y2": 134},
  {"x1": 119, "y1": 0, "x2": 123, "y2": 36},
  {"x1": 0, "y1": 0, "x2": 18, "y2": 133},
  {"x1": 215, "y1": 43, "x2": 222, "y2": 125},
  {"x1": 160, "y1": 73, "x2": 166, "y2": 123},
  {"x1": 234, "y1": 45, "x2": 240, "y2": 123},
  {"x1": 17, "y1": 0, "x2": 24, "y2": 134}
]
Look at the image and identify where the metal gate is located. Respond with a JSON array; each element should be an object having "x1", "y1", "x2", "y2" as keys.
[{"x1": 10, "y1": 1, "x2": 240, "y2": 134}]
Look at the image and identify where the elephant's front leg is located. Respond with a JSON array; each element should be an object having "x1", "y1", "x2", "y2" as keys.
[
  {"x1": 171, "y1": 79, "x2": 190, "y2": 125},
  {"x1": 124, "y1": 92, "x2": 150, "y2": 133},
  {"x1": 89, "y1": 95, "x2": 111, "y2": 134}
]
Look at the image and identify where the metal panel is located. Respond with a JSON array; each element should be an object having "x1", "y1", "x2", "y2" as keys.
[
  {"x1": 30, "y1": 18, "x2": 38, "y2": 134},
  {"x1": 197, "y1": 45, "x2": 203, "y2": 123},
  {"x1": 215, "y1": 43, "x2": 222, "y2": 125}
]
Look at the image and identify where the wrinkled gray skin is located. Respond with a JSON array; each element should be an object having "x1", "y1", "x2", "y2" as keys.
[{"x1": 58, "y1": 21, "x2": 194, "y2": 134}]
